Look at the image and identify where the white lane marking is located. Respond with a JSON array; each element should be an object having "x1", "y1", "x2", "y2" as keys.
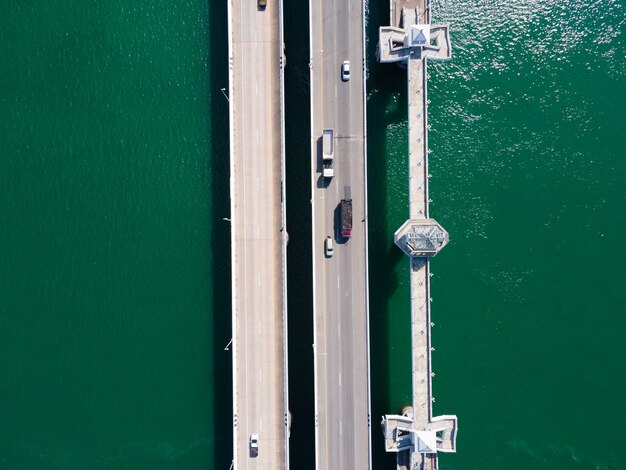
[
  {"x1": 335, "y1": 83, "x2": 338, "y2": 98},
  {"x1": 339, "y1": 372, "x2": 342, "y2": 387},
  {"x1": 340, "y1": 420, "x2": 343, "y2": 435},
  {"x1": 338, "y1": 321, "x2": 341, "y2": 339}
]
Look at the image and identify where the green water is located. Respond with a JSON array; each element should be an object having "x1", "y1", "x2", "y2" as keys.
[
  {"x1": 1, "y1": 0, "x2": 625, "y2": 469},
  {"x1": 0, "y1": 1, "x2": 228, "y2": 468},
  {"x1": 365, "y1": 1, "x2": 626, "y2": 469}
]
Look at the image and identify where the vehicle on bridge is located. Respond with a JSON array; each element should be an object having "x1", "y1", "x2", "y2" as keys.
[
  {"x1": 322, "y1": 129, "x2": 334, "y2": 179},
  {"x1": 341, "y1": 60, "x2": 351, "y2": 81},
  {"x1": 325, "y1": 236, "x2": 334, "y2": 257},
  {"x1": 249, "y1": 434, "x2": 259, "y2": 457},
  {"x1": 340, "y1": 199, "x2": 352, "y2": 238},
  {"x1": 258, "y1": 0, "x2": 266, "y2": 8}
]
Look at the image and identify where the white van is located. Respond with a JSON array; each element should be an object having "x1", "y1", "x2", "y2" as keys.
[{"x1": 325, "y1": 236, "x2": 334, "y2": 257}]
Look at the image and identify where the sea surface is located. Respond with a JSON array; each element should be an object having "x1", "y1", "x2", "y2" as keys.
[{"x1": 1, "y1": 0, "x2": 625, "y2": 469}]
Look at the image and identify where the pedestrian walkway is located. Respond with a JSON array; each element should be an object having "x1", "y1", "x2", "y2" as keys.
[{"x1": 377, "y1": 1, "x2": 457, "y2": 469}]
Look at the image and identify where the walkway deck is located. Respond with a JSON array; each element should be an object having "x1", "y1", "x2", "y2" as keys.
[{"x1": 378, "y1": 1, "x2": 457, "y2": 469}]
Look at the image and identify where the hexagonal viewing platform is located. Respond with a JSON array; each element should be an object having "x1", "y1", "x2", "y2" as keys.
[{"x1": 394, "y1": 218, "x2": 448, "y2": 257}]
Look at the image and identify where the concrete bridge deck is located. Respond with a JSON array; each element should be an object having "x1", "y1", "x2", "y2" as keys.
[
  {"x1": 227, "y1": 0, "x2": 289, "y2": 468},
  {"x1": 309, "y1": 0, "x2": 372, "y2": 468}
]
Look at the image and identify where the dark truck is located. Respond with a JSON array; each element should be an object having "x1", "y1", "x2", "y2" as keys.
[{"x1": 340, "y1": 199, "x2": 352, "y2": 238}]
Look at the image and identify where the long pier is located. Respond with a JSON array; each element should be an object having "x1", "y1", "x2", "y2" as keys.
[
  {"x1": 378, "y1": 1, "x2": 457, "y2": 469},
  {"x1": 227, "y1": 0, "x2": 289, "y2": 468}
]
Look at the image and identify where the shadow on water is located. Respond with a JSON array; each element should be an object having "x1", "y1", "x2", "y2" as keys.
[
  {"x1": 366, "y1": 0, "x2": 413, "y2": 467},
  {"x1": 208, "y1": 0, "x2": 232, "y2": 468},
  {"x1": 367, "y1": 86, "x2": 404, "y2": 469},
  {"x1": 283, "y1": 1, "x2": 315, "y2": 469}
]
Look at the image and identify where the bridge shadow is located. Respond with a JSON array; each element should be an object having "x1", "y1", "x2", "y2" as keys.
[
  {"x1": 283, "y1": 1, "x2": 315, "y2": 469},
  {"x1": 367, "y1": 0, "x2": 414, "y2": 467},
  {"x1": 207, "y1": 0, "x2": 232, "y2": 468}
]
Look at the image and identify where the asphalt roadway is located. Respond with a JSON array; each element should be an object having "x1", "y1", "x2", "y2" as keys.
[
  {"x1": 228, "y1": 0, "x2": 286, "y2": 468},
  {"x1": 309, "y1": 0, "x2": 371, "y2": 468}
]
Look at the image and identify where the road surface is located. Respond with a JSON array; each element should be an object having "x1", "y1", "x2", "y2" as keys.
[
  {"x1": 309, "y1": 0, "x2": 371, "y2": 468},
  {"x1": 228, "y1": 0, "x2": 287, "y2": 468}
]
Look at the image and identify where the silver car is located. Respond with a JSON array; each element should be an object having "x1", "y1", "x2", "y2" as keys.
[{"x1": 341, "y1": 60, "x2": 350, "y2": 81}]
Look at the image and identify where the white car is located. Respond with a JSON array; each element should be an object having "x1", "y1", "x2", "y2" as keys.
[
  {"x1": 325, "y1": 236, "x2": 334, "y2": 257},
  {"x1": 341, "y1": 60, "x2": 350, "y2": 81}
]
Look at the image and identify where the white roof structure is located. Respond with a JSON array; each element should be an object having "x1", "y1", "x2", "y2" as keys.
[
  {"x1": 412, "y1": 430, "x2": 438, "y2": 454},
  {"x1": 394, "y1": 218, "x2": 448, "y2": 257},
  {"x1": 406, "y1": 24, "x2": 430, "y2": 47}
]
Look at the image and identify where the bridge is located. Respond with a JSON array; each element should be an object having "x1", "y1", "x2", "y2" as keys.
[
  {"x1": 227, "y1": 0, "x2": 289, "y2": 468},
  {"x1": 226, "y1": 0, "x2": 458, "y2": 468},
  {"x1": 377, "y1": 1, "x2": 457, "y2": 469},
  {"x1": 309, "y1": 0, "x2": 372, "y2": 468}
]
